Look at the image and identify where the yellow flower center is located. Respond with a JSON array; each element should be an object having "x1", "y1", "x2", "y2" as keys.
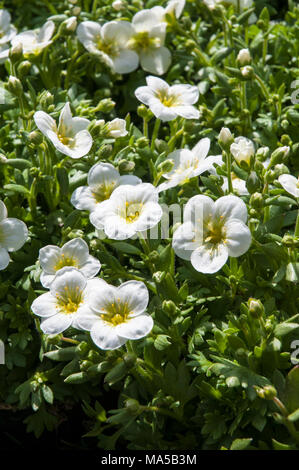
[
  {"x1": 129, "y1": 32, "x2": 161, "y2": 51},
  {"x1": 92, "y1": 181, "x2": 117, "y2": 203},
  {"x1": 156, "y1": 89, "x2": 180, "y2": 108},
  {"x1": 125, "y1": 202, "x2": 143, "y2": 223},
  {"x1": 56, "y1": 286, "x2": 82, "y2": 315},
  {"x1": 55, "y1": 254, "x2": 77, "y2": 271},
  {"x1": 96, "y1": 36, "x2": 119, "y2": 57},
  {"x1": 204, "y1": 218, "x2": 226, "y2": 245},
  {"x1": 58, "y1": 133, "x2": 74, "y2": 146},
  {"x1": 101, "y1": 299, "x2": 131, "y2": 326}
]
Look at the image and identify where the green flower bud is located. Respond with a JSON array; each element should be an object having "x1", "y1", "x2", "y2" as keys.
[
  {"x1": 0, "y1": 154, "x2": 8, "y2": 164},
  {"x1": 62, "y1": 16, "x2": 77, "y2": 34},
  {"x1": 248, "y1": 298, "x2": 264, "y2": 318},
  {"x1": 29, "y1": 131, "x2": 43, "y2": 146},
  {"x1": 270, "y1": 146, "x2": 290, "y2": 166},
  {"x1": 80, "y1": 360, "x2": 93, "y2": 371},
  {"x1": 136, "y1": 136, "x2": 149, "y2": 148},
  {"x1": 241, "y1": 66, "x2": 254, "y2": 79},
  {"x1": 250, "y1": 192, "x2": 263, "y2": 208},
  {"x1": 9, "y1": 43, "x2": 23, "y2": 62},
  {"x1": 246, "y1": 171, "x2": 260, "y2": 193},
  {"x1": 148, "y1": 250, "x2": 160, "y2": 264},
  {"x1": 125, "y1": 398, "x2": 141, "y2": 415},
  {"x1": 17, "y1": 60, "x2": 31, "y2": 78},
  {"x1": 153, "y1": 271, "x2": 166, "y2": 284},
  {"x1": 280, "y1": 135, "x2": 292, "y2": 147},
  {"x1": 274, "y1": 163, "x2": 289, "y2": 177},
  {"x1": 137, "y1": 104, "x2": 149, "y2": 119},
  {"x1": 6, "y1": 75, "x2": 23, "y2": 96},
  {"x1": 155, "y1": 139, "x2": 169, "y2": 153},
  {"x1": 118, "y1": 159, "x2": 135, "y2": 172},
  {"x1": 97, "y1": 98, "x2": 115, "y2": 113},
  {"x1": 162, "y1": 300, "x2": 177, "y2": 317},
  {"x1": 157, "y1": 159, "x2": 174, "y2": 173},
  {"x1": 256, "y1": 146, "x2": 270, "y2": 161},
  {"x1": 255, "y1": 385, "x2": 277, "y2": 400},
  {"x1": 76, "y1": 341, "x2": 89, "y2": 356},
  {"x1": 123, "y1": 353, "x2": 136, "y2": 368},
  {"x1": 98, "y1": 144, "x2": 113, "y2": 159}
]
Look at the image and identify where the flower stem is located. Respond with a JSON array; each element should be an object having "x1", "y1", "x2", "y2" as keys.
[
  {"x1": 295, "y1": 207, "x2": 299, "y2": 237},
  {"x1": 151, "y1": 119, "x2": 161, "y2": 152}
]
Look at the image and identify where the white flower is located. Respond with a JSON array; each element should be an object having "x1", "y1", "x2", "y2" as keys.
[
  {"x1": 31, "y1": 267, "x2": 103, "y2": 335},
  {"x1": 112, "y1": 0, "x2": 125, "y2": 10},
  {"x1": 34, "y1": 102, "x2": 92, "y2": 159},
  {"x1": 151, "y1": 0, "x2": 185, "y2": 23},
  {"x1": 222, "y1": 174, "x2": 249, "y2": 195},
  {"x1": 76, "y1": 280, "x2": 153, "y2": 350},
  {"x1": 0, "y1": 10, "x2": 17, "y2": 46},
  {"x1": 0, "y1": 200, "x2": 28, "y2": 270},
  {"x1": 11, "y1": 20, "x2": 54, "y2": 56},
  {"x1": 129, "y1": 9, "x2": 171, "y2": 75},
  {"x1": 71, "y1": 162, "x2": 141, "y2": 213},
  {"x1": 77, "y1": 20, "x2": 139, "y2": 74},
  {"x1": 203, "y1": 0, "x2": 256, "y2": 23},
  {"x1": 230, "y1": 136, "x2": 255, "y2": 165},
  {"x1": 172, "y1": 195, "x2": 251, "y2": 273},
  {"x1": 106, "y1": 118, "x2": 128, "y2": 138},
  {"x1": 278, "y1": 174, "x2": 299, "y2": 198},
  {"x1": 90, "y1": 183, "x2": 163, "y2": 240},
  {"x1": 158, "y1": 138, "x2": 222, "y2": 192},
  {"x1": 39, "y1": 238, "x2": 101, "y2": 288},
  {"x1": 135, "y1": 76, "x2": 199, "y2": 121}
]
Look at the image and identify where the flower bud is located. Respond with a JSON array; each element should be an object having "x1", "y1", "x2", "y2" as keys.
[
  {"x1": 248, "y1": 298, "x2": 264, "y2": 318},
  {"x1": 29, "y1": 131, "x2": 43, "y2": 146},
  {"x1": 157, "y1": 159, "x2": 174, "y2": 173},
  {"x1": 162, "y1": 300, "x2": 177, "y2": 317},
  {"x1": 0, "y1": 154, "x2": 8, "y2": 163},
  {"x1": 246, "y1": 171, "x2": 260, "y2": 193},
  {"x1": 153, "y1": 271, "x2": 166, "y2": 284},
  {"x1": 6, "y1": 75, "x2": 23, "y2": 96},
  {"x1": 9, "y1": 42, "x2": 23, "y2": 62},
  {"x1": 17, "y1": 60, "x2": 31, "y2": 78},
  {"x1": 270, "y1": 146, "x2": 290, "y2": 166},
  {"x1": 136, "y1": 136, "x2": 149, "y2": 148},
  {"x1": 218, "y1": 127, "x2": 234, "y2": 150},
  {"x1": 98, "y1": 144, "x2": 113, "y2": 159},
  {"x1": 230, "y1": 136, "x2": 255, "y2": 165},
  {"x1": 97, "y1": 98, "x2": 115, "y2": 113},
  {"x1": 123, "y1": 353, "x2": 136, "y2": 368},
  {"x1": 237, "y1": 48, "x2": 251, "y2": 66},
  {"x1": 256, "y1": 146, "x2": 270, "y2": 161},
  {"x1": 118, "y1": 159, "x2": 135, "y2": 172},
  {"x1": 125, "y1": 398, "x2": 141, "y2": 415},
  {"x1": 112, "y1": 0, "x2": 126, "y2": 10},
  {"x1": 63, "y1": 16, "x2": 77, "y2": 33},
  {"x1": 137, "y1": 104, "x2": 149, "y2": 119},
  {"x1": 250, "y1": 192, "x2": 263, "y2": 208},
  {"x1": 155, "y1": 139, "x2": 169, "y2": 154},
  {"x1": 241, "y1": 66, "x2": 254, "y2": 79},
  {"x1": 40, "y1": 90, "x2": 54, "y2": 108}
]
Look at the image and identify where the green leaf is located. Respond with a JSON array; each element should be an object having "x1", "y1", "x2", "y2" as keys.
[
  {"x1": 3, "y1": 184, "x2": 30, "y2": 195},
  {"x1": 154, "y1": 334, "x2": 171, "y2": 351},
  {"x1": 230, "y1": 438, "x2": 252, "y2": 450},
  {"x1": 110, "y1": 241, "x2": 141, "y2": 255}
]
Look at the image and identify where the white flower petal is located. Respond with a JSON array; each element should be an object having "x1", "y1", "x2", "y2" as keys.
[
  {"x1": 50, "y1": 266, "x2": 87, "y2": 298},
  {"x1": 171, "y1": 84, "x2": 199, "y2": 105},
  {"x1": 0, "y1": 218, "x2": 28, "y2": 251},
  {"x1": 117, "y1": 280, "x2": 149, "y2": 316},
  {"x1": 0, "y1": 247, "x2": 10, "y2": 270},
  {"x1": 71, "y1": 186, "x2": 97, "y2": 212},
  {"x1": 115, "y1": 314, "x2": 153, "y2": 339},
  {"x1": 132, "y1": 9, "x2": 161, "y2": 31},
  {"x1": 31, "y1": 292, "x2": 58, "y2": 318},
  {"x1": 113, "y1": 49, "x2": 139, "y2": 74},
  {"x1": 40, "y1": 313, "x2": 73, "y2": 335},
  {"x1": 80, "y1": 255, "x2": 101, "y2": 278},
  {"x1": 172, "y1": 221, "x2": 195, "y2": 260},
  {"x1": 38, "y1": 20, "x2": 55, "y2": 42},
  {"x1": 90, "y1": 320, "x2": 127, "y2": 350},
  {"x1": 134, "y1": 85, "x2": 156, "y2": 105},
  {"x1": 0, "y1": 200, "x2": 7, "y2": 222},
  {"x1": 34, "y1": 111, "x2": 56, "y2": 136},
  {"x1": 67, "y1": 130, "x2": 93, "y2": 159},
  {"x1": 135, "y1": 201, "x2": 163, "y2": 231},
  {"x1": 39, "y1": 245, "x2": 61, "y2": 273},
  {"x1": 140, "y1": 46, "x2": 171, "y2": 76},
  {"x1": 191, "y1": 138, "x2": 210, "y2": 162},
  {"x1": 172, "y1": 104, "x2": 199, "y2": 119},
  {"x1": 191, "y1": 243, "x2": 228, "y2": 273},
  {"x1": 146, "y1": 75, "x2": 169, "y2": 92},
  {"x1": 184, "y1": 195, "x2": 214, "y2": 226},
  {"x1": 118, "y1": 175, "x2": 141, "y2": 186},
  {"x1": 225, "y1": 219, "x2": 252, "y2": 257},
  {"x1": 214, "y1": 195, "x2": 248, "y2": 223},
  {"x1": 278, "y1": 174, "x2": 299, "y2": 198},
  {"x1": 77, "y1": 21, "x2": 102, "y2": 45},
  {"x1": 102, "y1": 20, "x2": 134, "y2": 43},
  {"x1": 148, "y1": 97, "x2": 177, "y2": 121},
  {"x1": 62, "y1": 238, "x2": 89, "y2": 265}
]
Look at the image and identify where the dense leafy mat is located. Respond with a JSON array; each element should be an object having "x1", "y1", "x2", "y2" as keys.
[{"x1": 0, "y1": 0, "x2": 299, "y2": 451}]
